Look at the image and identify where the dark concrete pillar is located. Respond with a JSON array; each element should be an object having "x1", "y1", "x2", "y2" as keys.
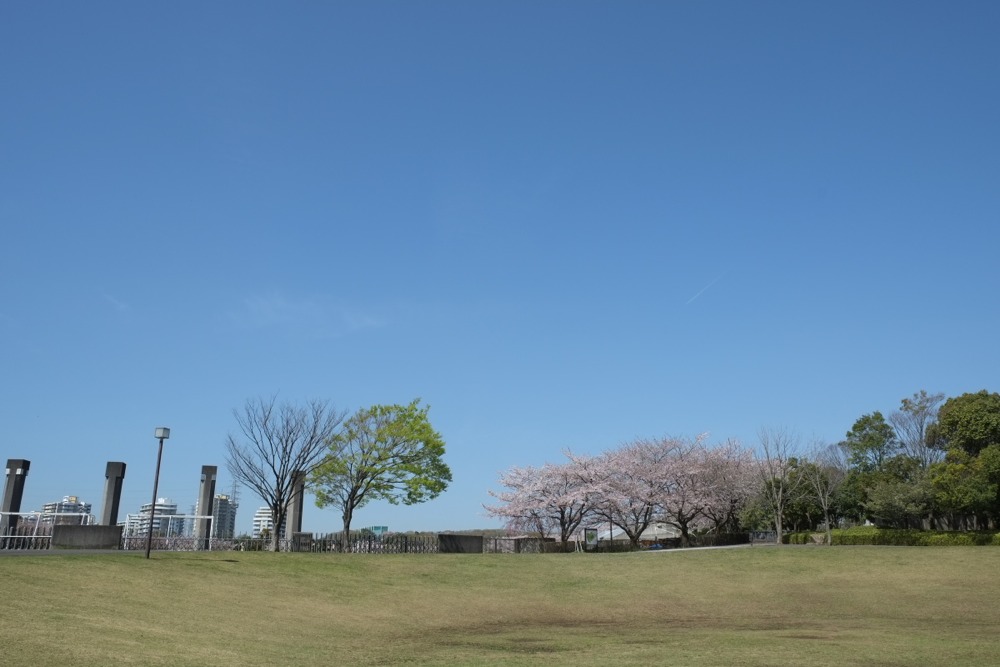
[
  {"x1": 2, "y1": 459, "x2": 31, "y2": 534},
  {"x1": 196, "y1": 466, "x2": 217, "y2": 548},
  {"x1": 285, "y1": 470, "x2": 305, "y2": 540},
  {"x1": 100, "y1": 462, "x2": 127, "y2": 526}
]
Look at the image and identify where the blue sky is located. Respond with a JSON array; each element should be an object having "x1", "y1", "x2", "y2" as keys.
[{"x1": 2, "y1": 2, "x2": 998, "y2": 534}]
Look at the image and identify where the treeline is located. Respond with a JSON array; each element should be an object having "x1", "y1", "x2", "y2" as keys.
[
  {"x1": 485, "y1": 390, "x2": 1000, "y2": 546},
  {"x1": 791, "y1": 390, "x2": 1000, "y2": 534}
]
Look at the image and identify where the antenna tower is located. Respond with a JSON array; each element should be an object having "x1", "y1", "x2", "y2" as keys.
[{"x1": 229, "y1": 480, "x2": 241, "y2": 508}]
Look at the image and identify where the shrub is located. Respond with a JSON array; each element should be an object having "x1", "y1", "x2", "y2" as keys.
[
  {"x1": 923, "y1": 533, "x2": 972, "y2": 546},
  {"x1": 828, "y1": 526, "x2": 1000, "y2": 546},
  {"x1": 783, "y1": 532, "x2": 827, "y2": 545}
]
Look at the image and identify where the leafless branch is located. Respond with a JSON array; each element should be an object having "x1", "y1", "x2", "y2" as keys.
[{"x1": 225, "y1": 396, "x2": 345, "y2": 549}]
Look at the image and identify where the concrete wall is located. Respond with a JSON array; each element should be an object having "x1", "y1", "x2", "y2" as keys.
[
  {"x1": 51, "y1": 525, "x2": 123, "y2": 549},
  {"x1": 438, "y1": 534, "x2": 484, "y2": 553}
]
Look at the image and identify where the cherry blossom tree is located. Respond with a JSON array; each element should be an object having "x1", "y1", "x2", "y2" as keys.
[
  {"x1": 699, "y1": 439, "x2": 755, "y2": 534},
  {"x1": 657, "y1": 436, "x2": 711, "y2": 547},
  {"x1": 487, "y1": 434, "x2": 758, "y2": 551},
  {"x1": 484, "y1": 455, "x2": 594, "y2": 546},
  {"x1": 585, "y1": 438, "x2": 676, "y2": 548}
]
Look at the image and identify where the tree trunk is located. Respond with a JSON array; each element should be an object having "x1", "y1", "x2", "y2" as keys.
[
  {"x1": 621, "y1": 525, "x2": 641, "y2": 549},
  {"x1": 341, "y1": 507, "x2": 354, "y2": 552},
  {"x1": 271, "y1": 506, "x2": 284, "y2": 552}
]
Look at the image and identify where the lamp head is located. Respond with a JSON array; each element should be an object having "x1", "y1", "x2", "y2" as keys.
[{"x1": 154, "y1": 427, "x2": 170, "y2": 440}]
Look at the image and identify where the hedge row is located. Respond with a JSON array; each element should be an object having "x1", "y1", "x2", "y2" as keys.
[{"x1": 784, "y1": 526, "x2": 1000, "y2": 546}]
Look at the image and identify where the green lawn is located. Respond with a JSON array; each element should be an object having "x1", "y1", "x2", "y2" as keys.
[{"x1": 1, "y1": 546, "x2": 998, "y2": 666}]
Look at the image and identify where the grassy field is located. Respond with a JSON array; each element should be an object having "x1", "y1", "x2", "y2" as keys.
[{"x1": 1, "y1": 546, "x2": 998, "y2": 666}]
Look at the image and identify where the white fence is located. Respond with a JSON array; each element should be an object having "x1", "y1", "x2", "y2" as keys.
[{"x1": 0, "y1": 511, "x2": 95, "y2": 550}]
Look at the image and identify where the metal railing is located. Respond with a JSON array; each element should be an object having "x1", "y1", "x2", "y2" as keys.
[
  {"x1": 1, "y1": 512, "x2": 94, "y2": 550},
  {"x1": 0, "y1": 533, "x2": 51, "y2": 550},
  {"x1": 309, "y1": 532, "x2": 439, "y2": 553},
  {"x1": 0, "y1": 525, "x2": 628, "y2": 555},
  {"x1": 749, "y1": 530, "x2": 778, "y2": 545},
  {"x1": 483, "y1": 537, "x2": 552, "y2": 554}
]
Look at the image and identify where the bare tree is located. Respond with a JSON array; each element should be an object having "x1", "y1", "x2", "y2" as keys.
[
  {"x1": 754, "y1": 427, "x2": 804, "y2": 544},
  {"x1": 890, "y1": 390, "x2": 945, "y2": 469},
  {"x1": 226, "y1": 396, "x2": 345, "y2": 550},
  {"x1": 801, "y1": 442, "x2": 849, "y2": 545}
]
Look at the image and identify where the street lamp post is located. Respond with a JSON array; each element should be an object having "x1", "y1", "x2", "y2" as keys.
[{"x1": 145, "y1": 427, "x2": 170, "y2": 559}]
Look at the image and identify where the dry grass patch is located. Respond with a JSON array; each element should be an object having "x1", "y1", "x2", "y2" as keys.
[{"x1": 1, "y1": 547, "x2": 998, "y2": 665}]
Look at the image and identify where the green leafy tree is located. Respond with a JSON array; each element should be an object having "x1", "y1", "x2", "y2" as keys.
[
  {"x1": 782, "y1": 471, "x2": 824, "y2": 533},
  {"x1": 838, "y1": 405, "x2": 934, "y2": 527},
  {"x1": 929, "y1": 444, "x2": 1000, "y2": 528},
  {"x1": 836, "y1": 469, "x2": 869, "y2": 524},
  {"x1": 930, "y1": 450, "x2": 995, "y2": 527},
  {"x1": 982, "y1": 445, "x2": 1000, "y2": 521},
  {"x1": 933, "y1": 390, "x2": 1000, "y2": 457},
  {"x1": 841, "y1": 453, "x2": 931, "y2": 529},
  {"x1": 311, "y1": 400, "x2": 451, "y2": 550},
  {"x1": 862, "y1": 455, "x2": 932, "y2": 528},
  {"x1": 864, "y1": 478, "x2": 932, "y2": 528},
  {"x1": 843, "y1": 412, "x2": 899, "y2": 473},
  {"x1": 738, "y1": 494, "x2": 775, "y2": 532}
]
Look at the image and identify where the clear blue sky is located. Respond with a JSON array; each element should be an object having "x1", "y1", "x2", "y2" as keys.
[{"x1": 2, "y1": 2, "x2": 998, "y2": 535}]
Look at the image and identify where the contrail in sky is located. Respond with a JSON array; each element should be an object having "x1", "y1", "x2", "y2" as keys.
[
  {"x1": 102, "y1": 293, "x2": 129, "y2": 311},
  {"x1": 685, "y1": 273, "x2": 726, "y2": 305}
]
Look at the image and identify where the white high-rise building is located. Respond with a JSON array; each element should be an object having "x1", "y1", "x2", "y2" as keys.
[
  {"x1": 125, "y1": 498, "x2": 182, "y2": 537},
  {"x1": 40, "y1": 496, "x2": 93, "y2": 525},
  {"x1": 251, "y1": 506, "x2": 283, "y2": 539}
]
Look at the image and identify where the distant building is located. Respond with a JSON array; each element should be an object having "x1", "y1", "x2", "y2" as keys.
[
  {"x1": 212, "y1": 494, "x2": 239, "y2": 539},
  {"x1": 40, "y1": 496, "x2": 93, "y2": 526},
  {"x1": 252, "y1": 506, "x2": 283, "y2": 539},
  {"x1": 193, "y1": 494, "x2": 239, "y2": 539},
  {"x1": 124, "y1": 498, "x2": 183, "y2": 537}
]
